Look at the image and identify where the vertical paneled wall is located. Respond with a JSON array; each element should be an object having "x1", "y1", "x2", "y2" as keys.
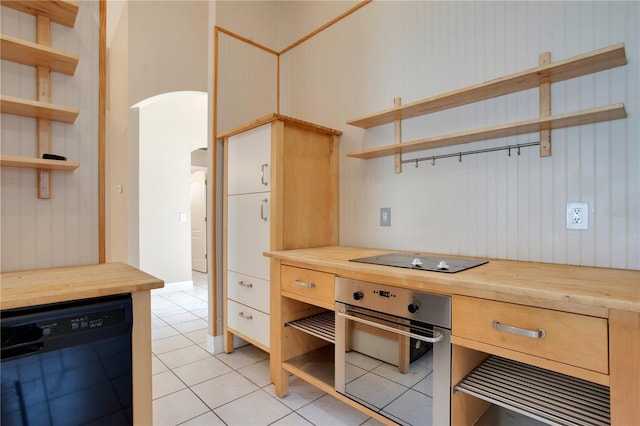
[
  {"x1": 279, "y1": 1, "x2": 639, "y2": 269},
  {"x1": 216, "y1": 32, "x2": 278, "y2": 133},
  {"x1": 1, "y1": 2, "x2": 100, "y2": 272}
]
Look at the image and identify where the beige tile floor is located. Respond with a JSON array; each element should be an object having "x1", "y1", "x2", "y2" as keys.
[{"x1": 151, "y1": 271, "x2": 382, "y2": 426}]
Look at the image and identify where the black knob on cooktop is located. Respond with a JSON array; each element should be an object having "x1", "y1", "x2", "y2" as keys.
[
  {"x1": 408, "y1": 303, "x2": 420, "y2": 314},
  {"x1": 353, "y1": 291, "x2": 364, "y2": 301}
]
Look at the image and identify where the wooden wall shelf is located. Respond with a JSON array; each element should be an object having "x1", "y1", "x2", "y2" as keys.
[
  {"x1": 0, "y1": 0, "x2": 79, "y2": 28},
  {"x1": 346, "y1": 43, "x2": 627, "y2": 166},
  {"x1": 347, "y1": 43, "x2": 626, "y2": 129},
  {"x1": 1, "y1": 0, "x2": 81, "y2": 198},
  {"x1": 0, "y1": 95, "x2": 79, "y2": 123},
  {"x1": 1, "y1": 155, "x2": 79, "y2": 171},
  {"x1": 0, "y1": 34, "x2": 79, "y2": 75},
  {"x1": 348, "y1": 104, "x2": 627, "y2": 159}
]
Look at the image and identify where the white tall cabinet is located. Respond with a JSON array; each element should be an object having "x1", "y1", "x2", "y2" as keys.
[{"x1": 221, "y1": 114, "x2": 341, "y2": 353}]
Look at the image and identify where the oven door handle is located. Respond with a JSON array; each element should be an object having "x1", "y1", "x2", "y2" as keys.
[{"x1": 337, "y1": 309, "x2": 444, "y2": 343}]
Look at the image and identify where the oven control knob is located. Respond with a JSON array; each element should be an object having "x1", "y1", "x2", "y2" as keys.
[
  {"x1": 408, "y1": 303, "x2": 420, "y2": 314},
  {"x1": 353, "y1": 291, "x2": 364, "y2": 301}
]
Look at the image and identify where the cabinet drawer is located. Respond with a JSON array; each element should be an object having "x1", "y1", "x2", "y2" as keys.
[
  {"x1": 227, "y1": 300, "x2": 270, "y2": 349},
  {"x1": 281, "y1": 265, "x2": 334, "y2": 307},
  {"x1": 226, "y1": 271, "x2": 270, "y2": 314},
  {"x1": 452, "y1": 296, "x2": 608, "y2": 374}
]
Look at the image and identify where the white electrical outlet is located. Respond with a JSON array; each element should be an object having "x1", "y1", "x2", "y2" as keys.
[{"x1": 566, "y1": 202, "x2": 589, "y2": 230}]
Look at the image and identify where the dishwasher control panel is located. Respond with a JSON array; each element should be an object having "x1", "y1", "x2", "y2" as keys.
[{"x1": 1, "y1": 295, "x2": 132, "y2": 350}]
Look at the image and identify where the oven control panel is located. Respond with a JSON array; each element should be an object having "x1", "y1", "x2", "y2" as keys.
[{"x1": 335, "y1": 277, "x2": 451, "y2": 329}]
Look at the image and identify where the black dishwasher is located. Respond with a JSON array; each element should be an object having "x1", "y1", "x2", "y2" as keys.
[{"x1": 1, "y1": 294, "x2": 133, "y2": 426}]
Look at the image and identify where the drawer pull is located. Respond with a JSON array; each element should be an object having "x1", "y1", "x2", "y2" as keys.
[
  {"x1": 238, "y1": 312, "x2": 253, "y2": 320},
  {"x1": 260, "y1": 163, "x2": 268, "y2": 186},
  {"x1": 238, "y1": 281, "x2": 253, "y2": 288},
  {"x1": 294, "y1": 279, "x2": 316, "y2": 289},
  {"x1": 492, "y1": 320, "x2": 545, "y2": 339}
]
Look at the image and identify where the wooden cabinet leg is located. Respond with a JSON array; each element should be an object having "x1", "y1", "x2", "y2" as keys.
[
  {"x1": 609, "y1": 310, "x2": 640, "y2": 426},
  {"x1": 223, "y1": 329, "x2": 234, "y2": 353},
  {"x1": 272, "y1": 362, "x2": 290, "y2": 397},
  {"x1": 451, "y1": 345, "x2": 490, "y2": 426}
]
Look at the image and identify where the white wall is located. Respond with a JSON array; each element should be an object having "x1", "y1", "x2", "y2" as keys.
[
  {"x1": 106, "y1": 1, "x2": 210, "y2": 264},
  {"x1": 135, "y1": 92, "x2": 208, "y2": 284},
  {"x1": 216, "y1": 33, "x2": 278, "y2": 133},
  {"x1": 1, "y1": 1, "x2": 100, "y2": 272},
  {"x1": 127, "y1": 1, "x2": 209, "y2": 106},
  {"x1": 106, "y1": 2, "x2": 129, "y2": 263},
  {"x1": 278, "y1": 1, "x2": 639, "y2": 270}
]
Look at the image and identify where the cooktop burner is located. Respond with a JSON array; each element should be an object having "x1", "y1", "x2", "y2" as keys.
[{"x1": 350, "y1": 253, "x2": 488, "y2": 273}]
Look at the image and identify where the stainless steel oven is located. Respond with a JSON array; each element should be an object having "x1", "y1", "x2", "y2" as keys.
[{"x1": 335, "y1": 277, "x2": 451, "y2": 426}]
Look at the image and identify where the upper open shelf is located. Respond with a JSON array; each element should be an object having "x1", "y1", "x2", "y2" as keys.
[
  {"x1": 347, "y1": 43, "x2": 626, "y2": 129},
  {"x1": 0, "y1": 34, "x2": 79, "y2": 75},
  {"x1": 0, "y1": 0, "x2": 79, "y2": 28}
]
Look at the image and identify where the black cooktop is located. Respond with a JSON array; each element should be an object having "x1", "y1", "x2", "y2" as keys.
[{"x1": 350, "y1": 253, "x2": 488, "y2": 273}]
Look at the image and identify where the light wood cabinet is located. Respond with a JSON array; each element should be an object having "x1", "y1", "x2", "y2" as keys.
[
  {"x1": 266, "y1": 246, "x2": 639, "y2": 426},
  {"x1": 221, "y1": 114, "x2": 340, "y2": 353}
]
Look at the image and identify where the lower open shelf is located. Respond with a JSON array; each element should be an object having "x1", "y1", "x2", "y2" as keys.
[
  {"x1": 454, "y1": 355, "x2": 610, "y2": 426},
  {"x1": 283, "y1": 344, "x2": 335, "y2": 389},
  {"x1": 1, "y1": 155, "x2": 79, "y2": 171}
]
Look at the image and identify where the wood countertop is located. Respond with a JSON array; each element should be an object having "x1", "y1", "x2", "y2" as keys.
[
  {"x1": 265, "y1": 246, "x2": 640, "y2": 316},
  {"x1": 1, "y1": 262, "x2": 164, "y2": 310}
]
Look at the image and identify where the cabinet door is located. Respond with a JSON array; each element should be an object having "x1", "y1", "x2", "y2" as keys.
[
  {"x1": 227, "y1": 123, "x2": 271, "y2": 195},
  {"x1": 227, "y1": 192, "x2": 270, "y2": 280}
]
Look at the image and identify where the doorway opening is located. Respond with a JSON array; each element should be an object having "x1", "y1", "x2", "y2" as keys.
[{"x1": 191, "y1": 148, "x2": 208, "y2": 274}]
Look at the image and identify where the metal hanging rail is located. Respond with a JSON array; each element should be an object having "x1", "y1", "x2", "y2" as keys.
[{"x1": 403, "y1": 141, "x2": 540, "y2": 167}]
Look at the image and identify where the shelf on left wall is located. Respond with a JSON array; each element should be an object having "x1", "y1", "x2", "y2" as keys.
[{"x1": 0, "y1": 155, "x2": 80, "y2": 171}]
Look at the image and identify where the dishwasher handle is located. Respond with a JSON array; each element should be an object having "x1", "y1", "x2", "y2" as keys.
[
  {"x1": 337, "y1": 309, "x2": 444, "y2": 343},
  {"x1": 1, "y1": 342, "x2": 44, "y2": 360}
]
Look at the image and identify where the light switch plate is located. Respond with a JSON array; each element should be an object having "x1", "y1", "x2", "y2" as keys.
[{"x1": 380, "y1": 208, "x2": 391, "y2": 226}]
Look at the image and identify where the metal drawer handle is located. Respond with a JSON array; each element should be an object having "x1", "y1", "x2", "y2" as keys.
[
  {"x1": 238, "y1": 281, "x2": 253, "y2": 288},
  {"x1": 260, "y1": 198, "x2": 268, "y2": 221},
  {"x1": 492, "y1": 320, "x2": 545, "y2": 339},
  {"x1": 239, "y1": 312, "x2": 253, "y2": 320},
  {"x1": 294, "y1": 279, "x2": 316, "y2": 289},
  {"x1": 260, "y1": 163, "x2": 268, "y2": 186}
]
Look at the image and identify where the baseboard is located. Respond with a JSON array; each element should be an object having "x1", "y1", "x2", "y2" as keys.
[
  {"x1": 206, "y1": 333, "x2": 248, "y2": 354},
  {"x1": 206, "y1": 334, "x2": 221, "y2": 354}
]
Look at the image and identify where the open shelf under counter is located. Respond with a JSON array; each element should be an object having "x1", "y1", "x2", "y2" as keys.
[
  {"x1": 454, "y1": 355, "x2": 610, "y2": 426},
  {"x1": 286, "y1": 310, "x2": 335, "y2": 343},
  {"x1": 283, "y1": 311, "x2": 336, "y2": 389},
  {"x1": 282, "y1": 345, "x2": 336, "y2": 391}
]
